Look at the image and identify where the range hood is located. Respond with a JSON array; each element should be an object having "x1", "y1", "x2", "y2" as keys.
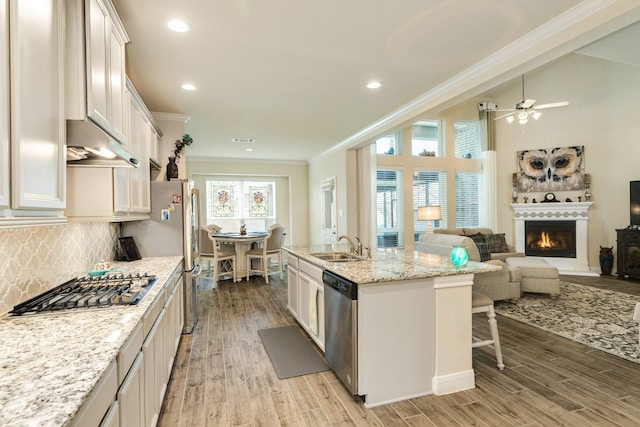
[{"x1": 66, "y1": 120, "x2": 139, "y2": 168}]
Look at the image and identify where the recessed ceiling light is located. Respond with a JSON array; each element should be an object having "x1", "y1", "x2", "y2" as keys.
[
  {"x1": 367, "y1": 81, "x2": 382, "y2": 89},
  {"x1": 167, "y1": 19, "x2": 190, "y2": 32},
  {"x1": 181, "y1": 83, "x2": 197, "y2": 91},
  {"x1": 245, "y1": 148, "x2": 254, "y2": 152}
]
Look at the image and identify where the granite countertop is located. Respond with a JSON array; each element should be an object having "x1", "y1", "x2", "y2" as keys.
[
  {"x1": 0, "y1": 256, "x2": 183, "y2": 427},
  {"x1": 283, "y1": 244, "x2": 500, "y2": 284}
]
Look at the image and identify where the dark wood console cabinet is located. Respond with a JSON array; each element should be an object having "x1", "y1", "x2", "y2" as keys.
[{"x1": 616, "y1": 229, "x2": 640, "y2": 280}]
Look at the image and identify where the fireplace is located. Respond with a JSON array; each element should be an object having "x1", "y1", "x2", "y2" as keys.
[
  {"x1": 512, "y1": 202, "x2": 596, "y2": 276},
  {"x1": 524, "y1": 220, "x2": 576, "y2": 258}
]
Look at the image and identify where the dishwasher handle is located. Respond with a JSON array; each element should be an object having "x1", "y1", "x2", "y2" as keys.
[{"x1": 322, "y1": 270, "x2": 357, "y2": 300}]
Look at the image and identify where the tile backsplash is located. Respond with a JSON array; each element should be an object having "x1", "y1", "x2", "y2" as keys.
[{"x1": 0, "y1": 222, "x2": 118, "y2": 315}]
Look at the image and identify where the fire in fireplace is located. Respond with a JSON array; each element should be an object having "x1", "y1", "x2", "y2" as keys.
[{"x1": 524, "y1": 220, "x2": 576, "y2": 258}]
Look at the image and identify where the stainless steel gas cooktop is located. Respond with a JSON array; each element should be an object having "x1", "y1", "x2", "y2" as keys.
[{"x1": 10, "y1": 273, "x2": 157, "y2": 316}]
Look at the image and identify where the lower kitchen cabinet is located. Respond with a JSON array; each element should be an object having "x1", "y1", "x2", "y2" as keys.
[
  {"x1": 71, "y1": 360, "x2": 118, "y2": 427},
  {"x1": 101, "y1": 401, "x2": 120, "y2": 427},
  {"x1": 71, "y1": 264, "x2": 184, "y2": 427},
  {"x1": 286, "y1": 259, "x2": 299, "y2": 317},
  {"x1": 287, "y1": 254, "x2": 325, "y2": 350},
  {"x1": 117, "y1": 353, "x2": 144, "y2": 427}
]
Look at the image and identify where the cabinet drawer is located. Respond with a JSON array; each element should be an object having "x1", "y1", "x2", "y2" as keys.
[
  {"x1": 618, "y1": 231, "x2": 640, "y2": 243},
  {"x1": 71, "y1": 359, "x2": 117, "y2": 427},
  {"x1": 117, "y1": 321, "x2": 142, "y2": 385},
  {"x1": 143, "y1": 287, "x2": 165, "y2": 337}
]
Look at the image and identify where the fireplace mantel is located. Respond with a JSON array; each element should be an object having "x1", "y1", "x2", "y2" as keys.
[
  {"x1": 511, "y1": 202, "x2": 596, "y2": 276},
  {"x1": 511, "y1": 202, "x2": 592, "y2": 219}
]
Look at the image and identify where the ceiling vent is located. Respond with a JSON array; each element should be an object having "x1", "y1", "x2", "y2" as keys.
[{"x1": 232, "y1": 138, "x2": 255, "y2": 143}]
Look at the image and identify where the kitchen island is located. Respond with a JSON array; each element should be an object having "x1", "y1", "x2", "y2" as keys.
[
  {"x1": 283, "y1": 245, "x2": 500, "y2": 408},
  {"x1": 0, "y1": 256, "x2": 183, "y2": 427}
]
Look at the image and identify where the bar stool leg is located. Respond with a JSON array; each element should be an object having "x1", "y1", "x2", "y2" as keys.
[{"x1": 486, "y1": 305, "x2": 505, "y2": 370}]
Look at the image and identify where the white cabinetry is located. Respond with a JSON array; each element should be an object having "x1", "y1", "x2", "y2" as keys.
[
  {"x1": 117, "y1": 352, "x2": 144, "y2": 427},
  {"x1": 65, "y1": 0, "x2": 128, "y2": 142},
  {"x1": 286, "y1": 254, "x2": 325, "y2": 350},
  {"x1": 0, "y1": 0, "x2": 66, "y2": 226},
  {"x1": 66, "y1": 81, "x2": 160, "y2": 222},
  {"x1": 71, "y1": 264, "x2": 184, "y2": 427}
]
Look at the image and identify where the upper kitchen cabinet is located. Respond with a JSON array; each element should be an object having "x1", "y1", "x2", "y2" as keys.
[
  {"x1": 0, "y1": 0, "x2": 66, "y2": 227},
  {"x1": 65, "y1": 0, "x2": 129, "y2": 143}
]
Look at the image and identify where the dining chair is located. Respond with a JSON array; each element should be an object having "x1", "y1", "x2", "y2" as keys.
[
  {"x1": 199, "y1": 227, "x2": 216, "y2": 276},
  {"x1": 246, "y1": 224, "x2": 286, "y2": 284},
  {"x1": 209, "y1": 234, "x2": 237, "y2": 288}
]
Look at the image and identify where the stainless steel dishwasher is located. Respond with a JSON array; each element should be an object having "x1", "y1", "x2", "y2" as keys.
[{"x1": 323, "y1": 270, "x2": 358, "y2": 395}]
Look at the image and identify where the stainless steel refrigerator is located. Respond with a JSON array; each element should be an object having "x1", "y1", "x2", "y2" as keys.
[{"x1": 122, "y1": 180, "x2": 201, "y2": 334}]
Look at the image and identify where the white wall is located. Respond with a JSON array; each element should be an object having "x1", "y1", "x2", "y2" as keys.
[
  {"x1": 152, "y1": 113, "x2": 187, "y2": 182},
  {"x1": 187, "y1": 159, "x2": 309, "y2": 246},
  {"x1": 308, "y1": 148, "x2": 347, "y2": 245},
  {"x1": 492, "y1": 53, "x2": 640, "y2": 271}
]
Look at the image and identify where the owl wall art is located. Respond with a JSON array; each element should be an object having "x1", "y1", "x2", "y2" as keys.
[{"x1": 516, "y1": 146, "x2": 585, "y2": 192}]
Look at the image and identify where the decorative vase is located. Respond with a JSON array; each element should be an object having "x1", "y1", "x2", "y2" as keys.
[
  {"x1": 599, "y1": 246, "x2": 614, "y2": 275},
  {"x1": 451, "y1": 246, "x2": 469, "y2": 267},
  {"x1": 166, "y1": 156, "x2": 178, "y2": 181}
]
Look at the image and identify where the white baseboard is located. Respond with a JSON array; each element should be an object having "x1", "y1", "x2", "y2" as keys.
[{"x1": 432, "y1": 369, "x2": 475, "y2": 395}]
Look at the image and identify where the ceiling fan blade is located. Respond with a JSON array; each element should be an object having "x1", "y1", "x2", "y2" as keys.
[
  {"x1": 534, "y1": 101, "x2": 569, "y2": 109},
  {"x1": 521, "y1": 99, "x2": 536, "y2": 109},
  {"x1": 493, "y1": 111, "x2": 515, "y2": 121}
]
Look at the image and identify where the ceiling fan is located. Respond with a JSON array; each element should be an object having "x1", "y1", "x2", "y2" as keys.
[{"x1": 494, "y1": 74, "x2": 569, "y2": 124}]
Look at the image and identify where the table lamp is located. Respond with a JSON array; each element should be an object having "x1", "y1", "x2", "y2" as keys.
[{"x1": 417, "y1": 205, "x2": 442, "y2": 234}]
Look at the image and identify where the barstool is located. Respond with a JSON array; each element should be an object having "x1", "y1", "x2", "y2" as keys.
[{"x1": 472, "y1": 292, "x2": 505, "y2": 370}]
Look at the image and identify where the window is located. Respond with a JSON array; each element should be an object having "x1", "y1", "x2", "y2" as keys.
[
  {"x1": 375, "y1": 131, "x2": 400, "y2": 155},
  {"x1": 376, "y1": 169, "x2": 403, "y2": 248},
  {"x1": 413, "y1": 170, "x2": 447, "y2": 239},
  {"x1": 455, "y1": 172, "x2": 481, "y2": 228},
  {"x1": 454, "y1": 121, "x2": 481, "y2": 159},
  {"x1": 205, "y1": 179, "x2": 276, "y2": 231},
  {"x1": 412, "y1": 120, "x2": 443, "y2": 157}
]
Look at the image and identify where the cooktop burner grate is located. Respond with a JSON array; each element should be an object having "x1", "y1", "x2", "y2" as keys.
[{"x1": 10, "y1": 273, "x2": 158, "y2": 316}]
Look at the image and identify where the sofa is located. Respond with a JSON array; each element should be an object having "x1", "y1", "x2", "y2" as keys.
[
  {"x1": 414, "y1": 229, "x2": 523, "y2": 302},
  {"x1": 432, "y1": 227, "x2": 523, "y2": 261}
]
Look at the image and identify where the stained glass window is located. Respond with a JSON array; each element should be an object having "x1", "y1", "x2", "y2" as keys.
[
  {"x1": 249, "y1": 187, "x2": 268, "y2": 217},
  {"x1": 214, "y1": 186, "x2": 234, "y2": 217}
]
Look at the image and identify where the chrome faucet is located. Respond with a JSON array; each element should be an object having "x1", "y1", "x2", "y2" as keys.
[
  {"x1": 338, "y1": 235, "x2": 370, "y2": 257},
  {"x1": 337, "y1": 235, "x2": 359, "y2": 255}
]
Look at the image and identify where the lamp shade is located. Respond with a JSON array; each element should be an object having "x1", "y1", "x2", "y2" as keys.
[
  {"x1": 417, "y1": 205, "x2": 442, "y2": 221},
  {"x1": 450, "y1": 246, "x2": 469, "y2": 266}
]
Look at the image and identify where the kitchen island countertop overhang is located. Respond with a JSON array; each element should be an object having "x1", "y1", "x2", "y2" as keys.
[{"x1": 283, "y1": 244, "x2": 501, "y2": 407}]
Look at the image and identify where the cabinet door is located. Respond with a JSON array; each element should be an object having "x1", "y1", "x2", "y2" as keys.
[
  {"x1": 10, "y1": 0, "x2": 65, "y2": 210},
  {"x1": 137, "y1": 113, "x2": 150, "y2": 212},
  {"x1": 0, "y1": 0, "x2": 8, "y2": 208},
  {"x1": 85, "y1": 0, "x2": 126, "y2": 142},
  {"x1": 142, "y1": 319, "x2": 159, "y2": 427},
  {"x1": 117, "y1": 352, "x2": 144, "y2": 427},
  {"x1": 113, "y1": 86, "x2": 132, "y2": 213},
  {"x1": 86, "y1": 0, "x2": 108, "y2": 128},
  {"x1": 287, "y1": 265, "x2": 299, "y2": 317},
  {"x1": 107, "y1": 16, "x2": 126, "y2": 142},
  {"x1": 128, "y1": 96, "x2": 142, "y2": 212}
]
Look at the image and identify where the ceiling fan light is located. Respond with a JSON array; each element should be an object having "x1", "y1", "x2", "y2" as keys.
[
  {"x1": 519, "y1": 117, "x2": 528, "y2": 125},
  {"x1": 532, "y1": 111, "x2": 542, "y2": 120},
  {"x1": 505, "y1": 115, "x2": 515, "y2": 124}
]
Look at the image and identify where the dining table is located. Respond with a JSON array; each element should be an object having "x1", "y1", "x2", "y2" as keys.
[{"x1": 210, "y1": 232, "x2": 269, "y2": 280}]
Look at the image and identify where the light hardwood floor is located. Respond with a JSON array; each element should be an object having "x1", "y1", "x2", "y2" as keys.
[{"x1": 158, "y1": 272, "x2": 640, "y2": 426}]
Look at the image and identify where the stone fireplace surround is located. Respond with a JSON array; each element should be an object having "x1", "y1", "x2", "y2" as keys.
[{"x1": 512, "y1": 202, "x2": 597, "y2": 276}]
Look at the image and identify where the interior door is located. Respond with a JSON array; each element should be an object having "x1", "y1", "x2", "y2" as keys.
[{"x1": 321, "y1": 177, "x2": 336, "y2": 246}]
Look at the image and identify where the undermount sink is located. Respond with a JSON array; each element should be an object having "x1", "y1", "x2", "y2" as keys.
[{"x1": 310, "y1": 252, "x2": 365, "y2": 262}]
